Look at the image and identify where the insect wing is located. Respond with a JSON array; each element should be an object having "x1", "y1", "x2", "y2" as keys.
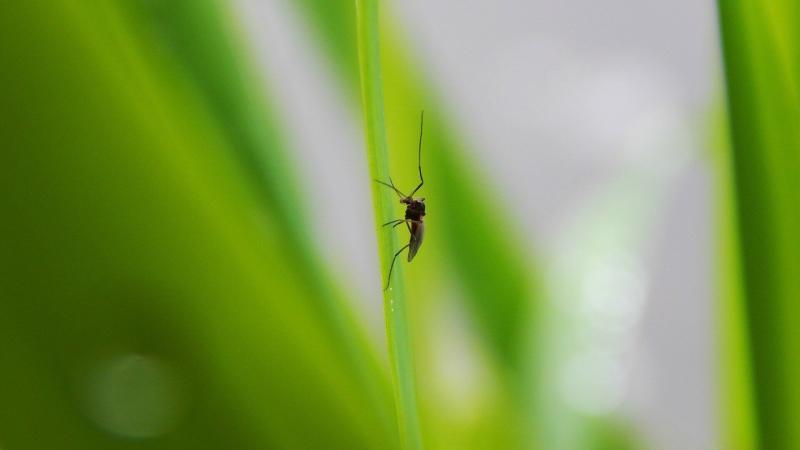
[{"x1": 407, "y1": 221, "x2": 424, "y2": 261}]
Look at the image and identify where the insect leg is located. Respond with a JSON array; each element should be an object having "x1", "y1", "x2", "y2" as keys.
[
  {"x1": 390, "y1": 219, "x2": 412, "y2": 229},
  {"x1": 382, "y1": 219, "x2": 405, "y2": 227},
  {"x1": 409, "y1": 110, "x2": 425, "y2": 197},
  {"x1": 385, "y1": 243, "x2": 410, "y2": 291},
  {"x1": 385, "y1": 219, "x2": 421, "y2": 232}
]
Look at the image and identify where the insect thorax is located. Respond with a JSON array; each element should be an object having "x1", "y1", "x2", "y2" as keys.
[{"x1": 404, "y1": 198, "x2": 426, "y2": 221}]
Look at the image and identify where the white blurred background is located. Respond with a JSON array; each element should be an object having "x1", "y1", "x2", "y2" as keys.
[{"x1": 234, "y1": 0, "x2": 721, "y2": 448}]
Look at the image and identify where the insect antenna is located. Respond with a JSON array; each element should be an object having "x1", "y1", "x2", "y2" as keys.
[{"x1": 409, "y1": 110, "x2": 424, "y2": 197}]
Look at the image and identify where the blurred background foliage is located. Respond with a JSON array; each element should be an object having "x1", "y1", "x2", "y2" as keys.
[{"x1": 0, "y1": 0, "x2": 796, "y2": 449}]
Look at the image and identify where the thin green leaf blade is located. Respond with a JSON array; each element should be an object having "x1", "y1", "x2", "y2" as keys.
[
  {"x1": 718, "y1": 0, "x2": 800, "y2": 447},
  {"x1": 355, "y1": 1, "x2": 425, "y2": 449}
]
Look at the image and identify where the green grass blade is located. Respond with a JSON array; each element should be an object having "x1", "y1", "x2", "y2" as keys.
[
  {"x1": 294, "y1": 0, "x2": 538, "y2": 378},
  {"x1": 710, "y1": 104, "x2": 758, "y2": 450},
  {"x1": 718, "y1": 0, "x2": 800, "y2": 448},
  {"x1": 355, "y1": 1, "x2": 425, "y2": 449},
  {"x1": 292, "y1": 1, "x2": 540, "y2": 447}
]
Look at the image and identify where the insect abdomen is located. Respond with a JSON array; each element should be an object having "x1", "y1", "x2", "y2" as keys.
[{"x1": 408, "y1": 221, "x2": 424, "y2": 261}]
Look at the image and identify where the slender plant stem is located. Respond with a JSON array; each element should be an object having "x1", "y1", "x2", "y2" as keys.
[{"x1": 355, "y1": 0, "x2": 424, "y2": 449}]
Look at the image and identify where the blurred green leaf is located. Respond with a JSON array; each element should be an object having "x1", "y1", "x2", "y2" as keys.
[
  {"x1": 718, "y1": 0, "x2": 800, "y2": 448},
  {"x1": 0, "y1": 2, "x2": 393, "y2": 449},
  {"x1": 113, "y1": 0, "x2": 398, "y2": 440}
]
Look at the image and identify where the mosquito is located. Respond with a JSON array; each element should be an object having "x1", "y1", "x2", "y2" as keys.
[{"x1": 375, "y1": 111, "x2": 426, "y2": 291}]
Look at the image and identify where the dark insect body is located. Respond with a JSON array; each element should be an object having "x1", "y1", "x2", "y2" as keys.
[{"x1": 376, "y1": 111, "x2": 426, "y2": 291}]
